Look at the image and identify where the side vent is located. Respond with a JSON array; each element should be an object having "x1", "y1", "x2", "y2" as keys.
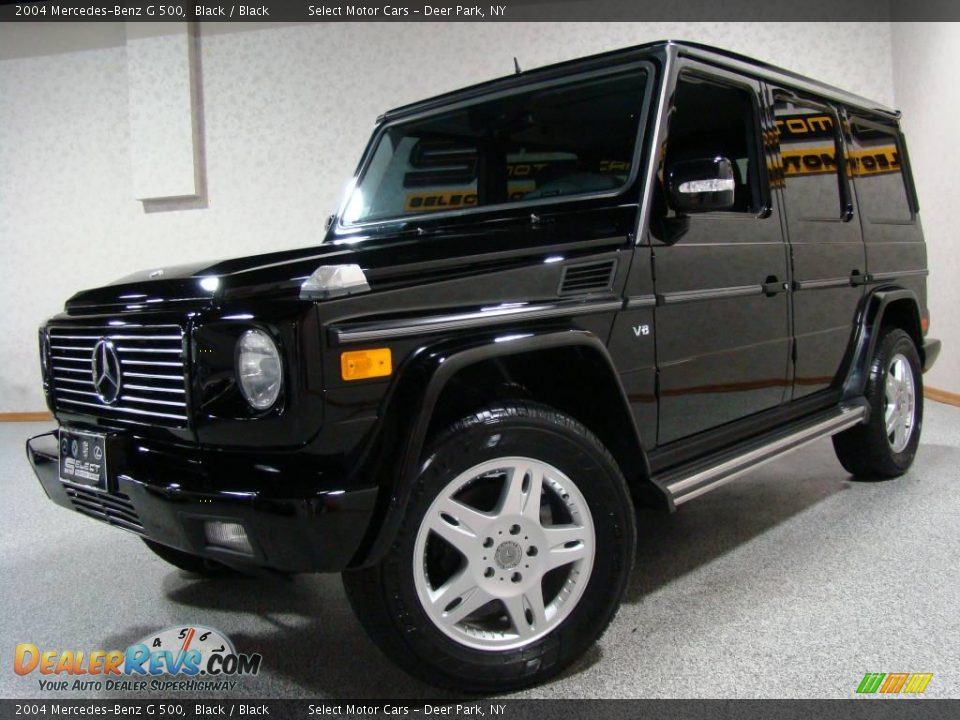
[{"x1": 558, "y1": 259, "x2": 617, "y2": 296}]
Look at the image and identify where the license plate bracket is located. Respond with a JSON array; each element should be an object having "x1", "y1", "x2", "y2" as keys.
[{"x1": 59, "y1": 428, "x2": 108, "y2": 491}]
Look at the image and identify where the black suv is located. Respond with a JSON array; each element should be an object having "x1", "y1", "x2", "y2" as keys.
[{"x1": 28, "y1": 41, "x2": 940, "y2": 692}]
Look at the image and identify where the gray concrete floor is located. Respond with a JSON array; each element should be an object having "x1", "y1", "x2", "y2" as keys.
[{"x1": 2, "y1": 402, "x2": 958, "y2": 699}]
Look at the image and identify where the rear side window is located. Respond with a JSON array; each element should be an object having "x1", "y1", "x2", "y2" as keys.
[
  {"x1": 342, "y1": 69, "x2": 648, "y2": 225},
  {"x1": 774, "y1": 96, "x2": 846, "y2": 221},
  {"x1": 849, "y1": 117, "x2": 913, "y2": 223}
]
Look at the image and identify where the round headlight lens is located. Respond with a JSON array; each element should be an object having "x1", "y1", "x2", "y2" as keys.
[
  {"x1": 39, "y1": 329, "x2": 50, "y2": 380},
  {"x1": 236, "y1": 330, "x2": 282, "y2": 411}
]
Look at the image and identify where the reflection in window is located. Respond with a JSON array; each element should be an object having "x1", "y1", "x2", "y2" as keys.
[
  {"x1": 341, "y1": 70, "x2": 647, "y2": 225},
  {"x1": 849, "y1": 120, "x2": 912, "y2": 223},
  {"x1": 775, "y1": 99, "x2": 844, "y2": 221}
]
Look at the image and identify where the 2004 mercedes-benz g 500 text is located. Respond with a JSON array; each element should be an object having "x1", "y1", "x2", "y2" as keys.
[{"x1": 28, "y1": 41, "x2": 941, "y2": 691}]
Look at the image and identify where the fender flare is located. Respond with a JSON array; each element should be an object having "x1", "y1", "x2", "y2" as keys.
[
  {"x1": 351, "y1": 328, "x2": 645, "y2": 567},
  {"x1": 842, "y1": 287, "x2": 922, "y2": 399}
]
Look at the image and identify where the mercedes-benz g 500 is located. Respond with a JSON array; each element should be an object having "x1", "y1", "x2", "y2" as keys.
[{"x1": 27, "y1": 41, "x2": 941, "y2": 691}]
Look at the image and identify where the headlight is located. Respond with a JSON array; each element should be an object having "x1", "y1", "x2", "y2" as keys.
[
  {"x1": 236, "y1": 330, "x2": 283, "y2": 411},
  {"x1": 38, "y1": 329, "x2": 50, "y2": 381}
]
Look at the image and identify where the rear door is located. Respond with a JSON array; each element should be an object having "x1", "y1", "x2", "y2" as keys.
[
  {"x1": 650, "y1": 64, "x2": 791, "y2": 445},
  {"x1": 768, "y1": 88, "x2": 866, "y2": 399},
  {"x1": 846, "y1": 114, "x2": 927, "y2": 302}
]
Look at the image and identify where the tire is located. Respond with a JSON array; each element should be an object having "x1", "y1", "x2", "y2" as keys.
[
  {"x1": 343, "y1": 402, "x2": 636, "y2": 692},
  {"x1": 142, "y1": 538, "x2": 236, "y2": 576},
  {"x1": 833, "y1": 327, "x2": 923, "y2": 479}
]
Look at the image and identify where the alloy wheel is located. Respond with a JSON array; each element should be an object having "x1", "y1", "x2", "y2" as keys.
[
  {"x1": 413, "y1": 457, "x2": 595, "y2": 651},
  {"x1": 884, "y1": 353, "x2": 916, "y2": 453}
]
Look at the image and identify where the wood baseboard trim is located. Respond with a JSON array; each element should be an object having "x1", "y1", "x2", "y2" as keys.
[
  {"x1": 0, "y1": 412, "x2": 53, "y2": 422},
  {"x1": 925, "y1": 386, "x2": 960, "y2": 407}
]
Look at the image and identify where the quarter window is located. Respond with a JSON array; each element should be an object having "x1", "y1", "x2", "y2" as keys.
[
  {"x1": 849, "y1": 118, "x2": 913, "y2": 223},
  {"x1": 342, "y1": 69, "x2": 648, "y2": 225}
]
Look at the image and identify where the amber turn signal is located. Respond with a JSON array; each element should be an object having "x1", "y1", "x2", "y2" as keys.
[{"x1": 341, "y1": 348, "x2": 392, "y2": 381}]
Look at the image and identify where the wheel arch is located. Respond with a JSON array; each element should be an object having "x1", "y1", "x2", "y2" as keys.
[
  {"x1": 843, "y1": 287, "x2": 924, "y2": 399},
  {"x1": 351, "y1": 329, "x2": 653, "y2": 567}
]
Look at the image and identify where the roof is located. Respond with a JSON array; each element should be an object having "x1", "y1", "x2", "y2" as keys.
[{"x1": 381, "y1": 40, "x2": 897, "y2": 122}]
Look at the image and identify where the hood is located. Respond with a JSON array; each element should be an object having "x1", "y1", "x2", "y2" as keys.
[
  {"x1": 64, "y1": 243, "x2": 360, "y2": 314},
  {"x1": 63, "y1": 209, "x2": 619, "y2": 315},
  {"x1": 63, "y1": 228, "x2": 479, "y2": 314}
]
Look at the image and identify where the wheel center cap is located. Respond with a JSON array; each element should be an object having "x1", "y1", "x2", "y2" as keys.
[{"x1": 494, "y1": 541, "x2": 522, "y2": 570}]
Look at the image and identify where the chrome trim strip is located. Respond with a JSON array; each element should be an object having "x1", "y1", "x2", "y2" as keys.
[
  {"x1": 54, "y1": 376, "x2": 94, "y2": 386},
  {"x1": 57, "y1": 387, "x2": 99, "y2": 398},
  {"x1": 50, "y1": 334, "x2": 182, "y2": 342},
  {"x1": 657, "y1": 284, "x2": 762, "y2": 305},
  {"x1": 625, "y1": 295, "x2": 657, "y2": 309},
  {"x1": 49, "y1": 324, "x2": 181, "y2": 331},
  {"x1": 57, "y1": 397, "x2": 188, "y2": 421},
  {"x1": 123, "y1": 394, "x2": 187, "y2": 408},
  {"x1": 124, "y1": 384, "x2": 185, "y2": 395},
  {"x1": 869, "y1": 269, "x2": 929, "y2": 282},
  {"x1": 793, "y1": 277, "x2": 851, "y2": 291},
  {"x1": 119, "y1": 359, "x2": 182, "y2": 368},
  {"x1": 666, "y1": 406, "x2": 867, "y2": 505},
  {"x1": 333, "y1": 299, "x2": 624, "y2": 345},
  {"x1": 115, "y1": 347, "x2": 183, "y2": 354},
  {"x1": 124, "y1": 371, "x2": 184, "y2": 381}
]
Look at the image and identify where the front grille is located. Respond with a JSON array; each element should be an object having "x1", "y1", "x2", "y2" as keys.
[
  {"x1": 64, "y1": 485, "x2": 144, "y2": 535},
  {"x1": 48, "y1": 323, "x2": 189, "y2": 428}
]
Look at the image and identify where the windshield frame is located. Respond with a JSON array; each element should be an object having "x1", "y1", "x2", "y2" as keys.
[{"x1": 334, "y1": 59, "x2": 657, "y2": 233}]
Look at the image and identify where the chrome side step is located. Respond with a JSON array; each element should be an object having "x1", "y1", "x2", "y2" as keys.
[{"x1": 655, "y1": 404, "x2": 867, "y2": 507}]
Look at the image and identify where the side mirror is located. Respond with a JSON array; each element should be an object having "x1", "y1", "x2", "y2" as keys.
[{"x1": 667, "y1": 156, "x2": 736, "y2": 213}]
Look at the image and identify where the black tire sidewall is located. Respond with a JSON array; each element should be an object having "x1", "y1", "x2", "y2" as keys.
[{"x1": 377, "y1": 407, "x2": 635, "y2": 689}]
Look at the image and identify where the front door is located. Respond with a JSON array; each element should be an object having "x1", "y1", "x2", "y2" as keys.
[{"x1": 650, "y1": 65, "x2": 791, "y2": 445}]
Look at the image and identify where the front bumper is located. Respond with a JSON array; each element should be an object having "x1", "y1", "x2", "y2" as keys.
[{"x1": 26, "y1": 430, "x2": 378, "y2": 573}]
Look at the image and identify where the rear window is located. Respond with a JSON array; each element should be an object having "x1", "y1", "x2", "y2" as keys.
[{"x1": 341, "y1": 69, "x2": 649, "y2": 225}]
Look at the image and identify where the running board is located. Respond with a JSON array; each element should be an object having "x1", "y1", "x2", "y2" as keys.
[{"x1": 653, "y1": 404, "x2": 867, "y2": 508}]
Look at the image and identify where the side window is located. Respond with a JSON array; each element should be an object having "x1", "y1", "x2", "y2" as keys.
[
  {"x1": 774, "y1": 96, "x2": 846, "y2": 221},
  {"x1": 664, "y1": 74, "x2": 763, "y2": 214},
  {"x1": 849, "y1": 118, "x2": 913, "y2": 223},
  {"x1": 343, "y1": 69, "x2": 648, "y2": 225}
]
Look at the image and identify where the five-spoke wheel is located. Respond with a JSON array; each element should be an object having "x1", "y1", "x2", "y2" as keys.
[
  {"x1": 343, "y1": 403, "x2": 636, "y2": 692},
  {"x1": 413, "y1": 457, "x2": 595, "y2": 650}
]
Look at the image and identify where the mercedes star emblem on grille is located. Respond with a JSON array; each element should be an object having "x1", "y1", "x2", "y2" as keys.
[{"x1": 91, "y1": 339, "x2": 122, "y2": 405}]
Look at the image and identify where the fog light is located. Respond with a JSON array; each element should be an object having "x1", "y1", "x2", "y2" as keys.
[{"x1": 204, "y1": 521, "x2": 253, "y2": 554}]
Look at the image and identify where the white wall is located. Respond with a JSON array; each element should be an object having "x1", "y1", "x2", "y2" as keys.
[
  {"x1": 0, "y1": 21, "x2": 920, "y2": 412},
  {"x1": 890, "y1": 22, "x2": 960, "y2": 394}
]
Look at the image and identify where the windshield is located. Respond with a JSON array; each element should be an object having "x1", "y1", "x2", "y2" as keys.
[{"x1": 341, "y1": 68, "x2": 649, "y2": 226}]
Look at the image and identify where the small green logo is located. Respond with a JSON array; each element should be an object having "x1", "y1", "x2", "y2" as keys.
[{"x1": 857, "y1": 672, "x2": 932, "y2": 694}]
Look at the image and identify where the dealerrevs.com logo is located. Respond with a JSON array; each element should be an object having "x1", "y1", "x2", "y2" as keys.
[{"x1": 15, "y1": 625, "x2": 262, "y2": 692}]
